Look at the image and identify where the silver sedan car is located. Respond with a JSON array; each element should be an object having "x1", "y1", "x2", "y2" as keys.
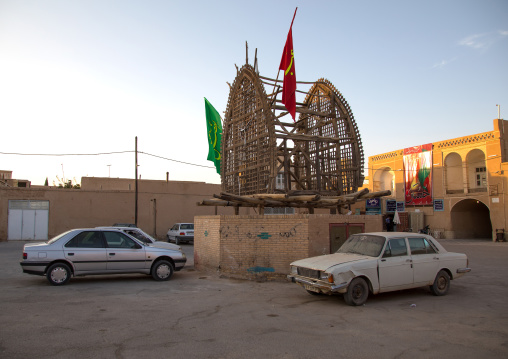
[
  {"x1": 20, "y1": 228, "x2": 187, "y2": 286},
  {"x1": 97, "y1": 226, "x2": 182, "y2": 250}
]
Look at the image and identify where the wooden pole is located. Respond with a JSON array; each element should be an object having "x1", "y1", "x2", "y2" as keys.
[{"x1": 135, "y1": 136, "x2": 138, "y2": 226}]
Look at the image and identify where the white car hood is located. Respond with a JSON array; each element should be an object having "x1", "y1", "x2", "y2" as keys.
[
  {"x1": 148, "y1": 241, "x2": 182, "y2": 251},
  {"x1": 291, "y1": 252, "x2": 372, "y2": 271}
]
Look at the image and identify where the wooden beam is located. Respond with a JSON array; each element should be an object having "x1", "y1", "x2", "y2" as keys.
[
  {"x1": 271, "y1": 104, "x2": 332, "y2": 117},
  {"x1": 216, "y1": 192, "x2": 265, "y2": 205},
  {"x1": 359, "y1": 190, "x2": 391, "y2": 199}
]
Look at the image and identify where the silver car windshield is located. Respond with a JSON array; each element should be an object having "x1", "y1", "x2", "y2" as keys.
[
  {"x1": 124, "y1": 230, "x2": 154, "y2": 245},
  {"x1": 337, "y1": 235, "x2": 386, "y2": 257}
]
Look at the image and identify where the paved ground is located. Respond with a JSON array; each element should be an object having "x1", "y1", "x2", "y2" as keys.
[{"x1": 1, "y1": 238, "x2": 508, "y2": 359}]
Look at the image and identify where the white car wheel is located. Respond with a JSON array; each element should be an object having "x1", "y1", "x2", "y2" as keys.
[
  {"x1": 344, "y1": 277, "x2": 369, "y2": 306},
  {"x1": 430, "y1": 270, "x2": 450, "y2": 296}
]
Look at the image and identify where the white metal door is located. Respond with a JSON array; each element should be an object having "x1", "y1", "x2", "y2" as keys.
[
  {"x1": 21, "y1": 210, "x2": 36, "y2": 240},
  {"x1": 7, "y1": 210, "x2": 23, "y2": 239},
  {"x1": 8, "y1": 200, "x2": 49, "y2": 240},
  {"x1": 34, "y1": 209, "x2": 49, "y2": 240}
]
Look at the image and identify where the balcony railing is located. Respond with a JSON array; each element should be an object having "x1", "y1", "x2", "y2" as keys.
[
  {"x1": 446, "y1": 189, "x2": 464, "y2": 194},
  {"x1": 468, "y1": 187, "x2": 488, "y2": 193}
]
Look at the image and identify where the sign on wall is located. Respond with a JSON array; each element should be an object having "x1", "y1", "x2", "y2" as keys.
[
  {"x1": 365, "y1": 197, "x2": 381, "y2": 215},
  {"x1": 403, "y1": 143, "x2": 433, "y2": 206},
  {"x1": 433, "y1": 199, "x2": 444, "y2": 211},
  {"x1": 386, "y1": 200, "x2": 397, "y2": 213},
  {"x1": 366, "y1": 198, "x2": 380, "y2": 208}
]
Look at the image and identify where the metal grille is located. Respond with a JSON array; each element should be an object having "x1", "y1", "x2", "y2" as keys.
[
  {"x1": 9, "y1": 200, "x2": 49, "y2": 210},
  {"x1": 297, "y1": 267, "x2": 320, "y2": 279}
]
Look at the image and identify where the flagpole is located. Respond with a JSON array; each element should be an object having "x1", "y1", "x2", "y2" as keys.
[
  {"x1": 272, "y1": 7, "x2": 298, "y2": 102},
  {"x1": 290, "y1": 7, "x2": 298, "y2": 29}
]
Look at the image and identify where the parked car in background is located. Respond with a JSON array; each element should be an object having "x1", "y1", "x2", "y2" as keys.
[
  {"x1": 167, "y1": 223, "x2": 194, "y2": 244},
  {"x1": 20, "y1": 228, "x2": 186, "y2": 286},
  {"x1": 97, "y1": 226, "x2": 181, "y2": 251},
  {"x1": 112, "y1": 223, "x2": 137, "y2": 228},
  {"x1": 288, "y1": 232, "x2": 471, "y2": 306}
]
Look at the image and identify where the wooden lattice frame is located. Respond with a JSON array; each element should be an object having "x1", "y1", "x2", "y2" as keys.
[
  {"x1": 221, "y1": 63, "x2": 364, "y2": 198},
  {"x1": 222, "y1": 64, "x2": 277, "y2": 195},
  {"x1": 288, "y1": 79, "x2": 364, "y2": 195}
]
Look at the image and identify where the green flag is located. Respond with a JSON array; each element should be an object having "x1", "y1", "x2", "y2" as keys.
[{"x1": 204, "y1": 98, "x2": 222, "y2": 174}]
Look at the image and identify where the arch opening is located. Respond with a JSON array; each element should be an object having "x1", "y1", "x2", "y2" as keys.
[
  {"x1": 451, "y1": 199, "x2": 492, "y2": 239},
  {"x1": 444, "y1": 152, "x2": 463, "y2": 194}
]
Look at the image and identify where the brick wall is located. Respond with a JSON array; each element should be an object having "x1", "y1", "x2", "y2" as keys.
[
  {"x1": 194, "y1": 214, "x2": 383, "y2": 281},
  {"x1": 193, "y1": 216, "x2": 221, "y2": 270}
]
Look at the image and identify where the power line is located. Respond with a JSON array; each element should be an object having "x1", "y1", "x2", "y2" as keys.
[
  {"x1": 0, "y1": 151, "x2": 132, "y2": 156},
  {"x1": 0, "y1": 151, "x2": 498, "y2": 171},
  {"x1": 0, "y1": 150, "x2": 215, "y2": 169},
  {"x1": 138, "y1": 152, "x2": 214, "y2": 169}
]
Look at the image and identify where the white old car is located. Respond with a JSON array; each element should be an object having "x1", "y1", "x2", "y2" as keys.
[{"x1": 288, "y1": 232, "x2": 471, "y2": 306}]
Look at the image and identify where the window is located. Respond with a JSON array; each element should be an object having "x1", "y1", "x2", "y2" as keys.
[
  {"x1": 382, "y1": 238, "x2": 408, "y2": 257},
  {"x1": 180, "y1": 224, "x2": 194, "y2": 230},
  {"x1": 276, "y1": 173, "x2": 285, "y2": 190},
  {"x1": 339, "y1": 235, "x2": 386, "y2": 257},
  {"x1": 475, "y1": 167, "x2": 487, "y2": 187},
  {"x1": 408, "y1": 237, "x2": 436, "y2": 255},
  {"x1": 65, "y1": 231, "x2": 104, "y2": 248},
  {"x1": 104, "y1": 231, "x2": 138, "y2": 248},
  {"x1": 264, "y1": 207, "x2": 295, "y2": 215},
  {"x1": 126, "y1": 230, "x2": 150, "y2": 244}
]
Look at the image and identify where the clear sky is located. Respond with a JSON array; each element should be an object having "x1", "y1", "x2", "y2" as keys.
[{"x1": 1, "y1": 0, "x2": 507, "y2": 186}]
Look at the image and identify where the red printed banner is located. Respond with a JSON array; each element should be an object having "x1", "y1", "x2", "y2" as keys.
[{"x1": 403, "y1": 144, "x2": 433, "y2": 206}]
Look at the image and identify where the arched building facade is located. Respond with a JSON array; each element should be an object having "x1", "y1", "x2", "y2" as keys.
[{"x1": 368, "y1": 119, "x2": 508, "y2": 240}]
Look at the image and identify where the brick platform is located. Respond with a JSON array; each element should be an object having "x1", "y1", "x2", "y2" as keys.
[{"x1": 194, "y1": 214, "x2": 383, "y2": 281}]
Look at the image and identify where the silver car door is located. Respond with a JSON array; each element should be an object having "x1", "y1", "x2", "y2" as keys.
[
  {"x1": 103, "y1": 231, "x2": 147, "y2": 271},
  {"x1": 63, "y1": 230, "x2": 107, "y2": 273},
  {"x1": 378, "y1": 237, "x2": 413, "y2": 291}
]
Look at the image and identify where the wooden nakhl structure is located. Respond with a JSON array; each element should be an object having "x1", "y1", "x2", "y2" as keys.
[{"x1": 200, "y1": 47, "x2": 390, "y2": 213}]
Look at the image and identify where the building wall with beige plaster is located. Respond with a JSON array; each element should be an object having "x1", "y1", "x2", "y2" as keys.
[
  {"x1": 368, "y1": 119, "x2": 508, "y2": 240},
  {"x1": 0, "y1": 177, "x2": 250, "y2": 241}
]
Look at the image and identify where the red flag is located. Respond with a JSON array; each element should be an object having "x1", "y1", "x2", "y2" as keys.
[{"x1": 279, "y1": 9, "x2": 297, "y2": 120}]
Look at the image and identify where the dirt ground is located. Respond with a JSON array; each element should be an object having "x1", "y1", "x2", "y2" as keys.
[{"x1": 1, "y1": 238, "x2": 507, "y2": 359}]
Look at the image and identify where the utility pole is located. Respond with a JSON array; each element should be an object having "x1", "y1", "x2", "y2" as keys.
[{"x1": 135, "y1": 136, "x2": 138, "y2": 226}]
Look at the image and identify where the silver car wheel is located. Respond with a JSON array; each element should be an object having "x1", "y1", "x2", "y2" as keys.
[
  {"x1": 157, "y1": 264, "x2": 171, "y2": 278},
  {"x1": 152, "y1": 260, "x2": 174, "y2": 281},
  {"x1": 51, "y1": 267, "x2": 67, "y2": 283},
  {"x1": 46, "y1": 263, "x2": 71, "y2": 286}
]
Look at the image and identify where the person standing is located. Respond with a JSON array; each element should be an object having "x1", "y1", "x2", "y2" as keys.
[{"x1": 385, "y1": 216, "x2": 393, "y2": 232}]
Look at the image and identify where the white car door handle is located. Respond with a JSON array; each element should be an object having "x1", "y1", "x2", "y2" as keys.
[{"x1": 406, "y1": 259, "x2": 412, "y2": 263}]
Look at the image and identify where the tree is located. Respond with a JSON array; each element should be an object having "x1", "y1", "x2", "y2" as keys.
[{"x1": 53, "y1": 176, "x2": 81, "y2": 189}]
